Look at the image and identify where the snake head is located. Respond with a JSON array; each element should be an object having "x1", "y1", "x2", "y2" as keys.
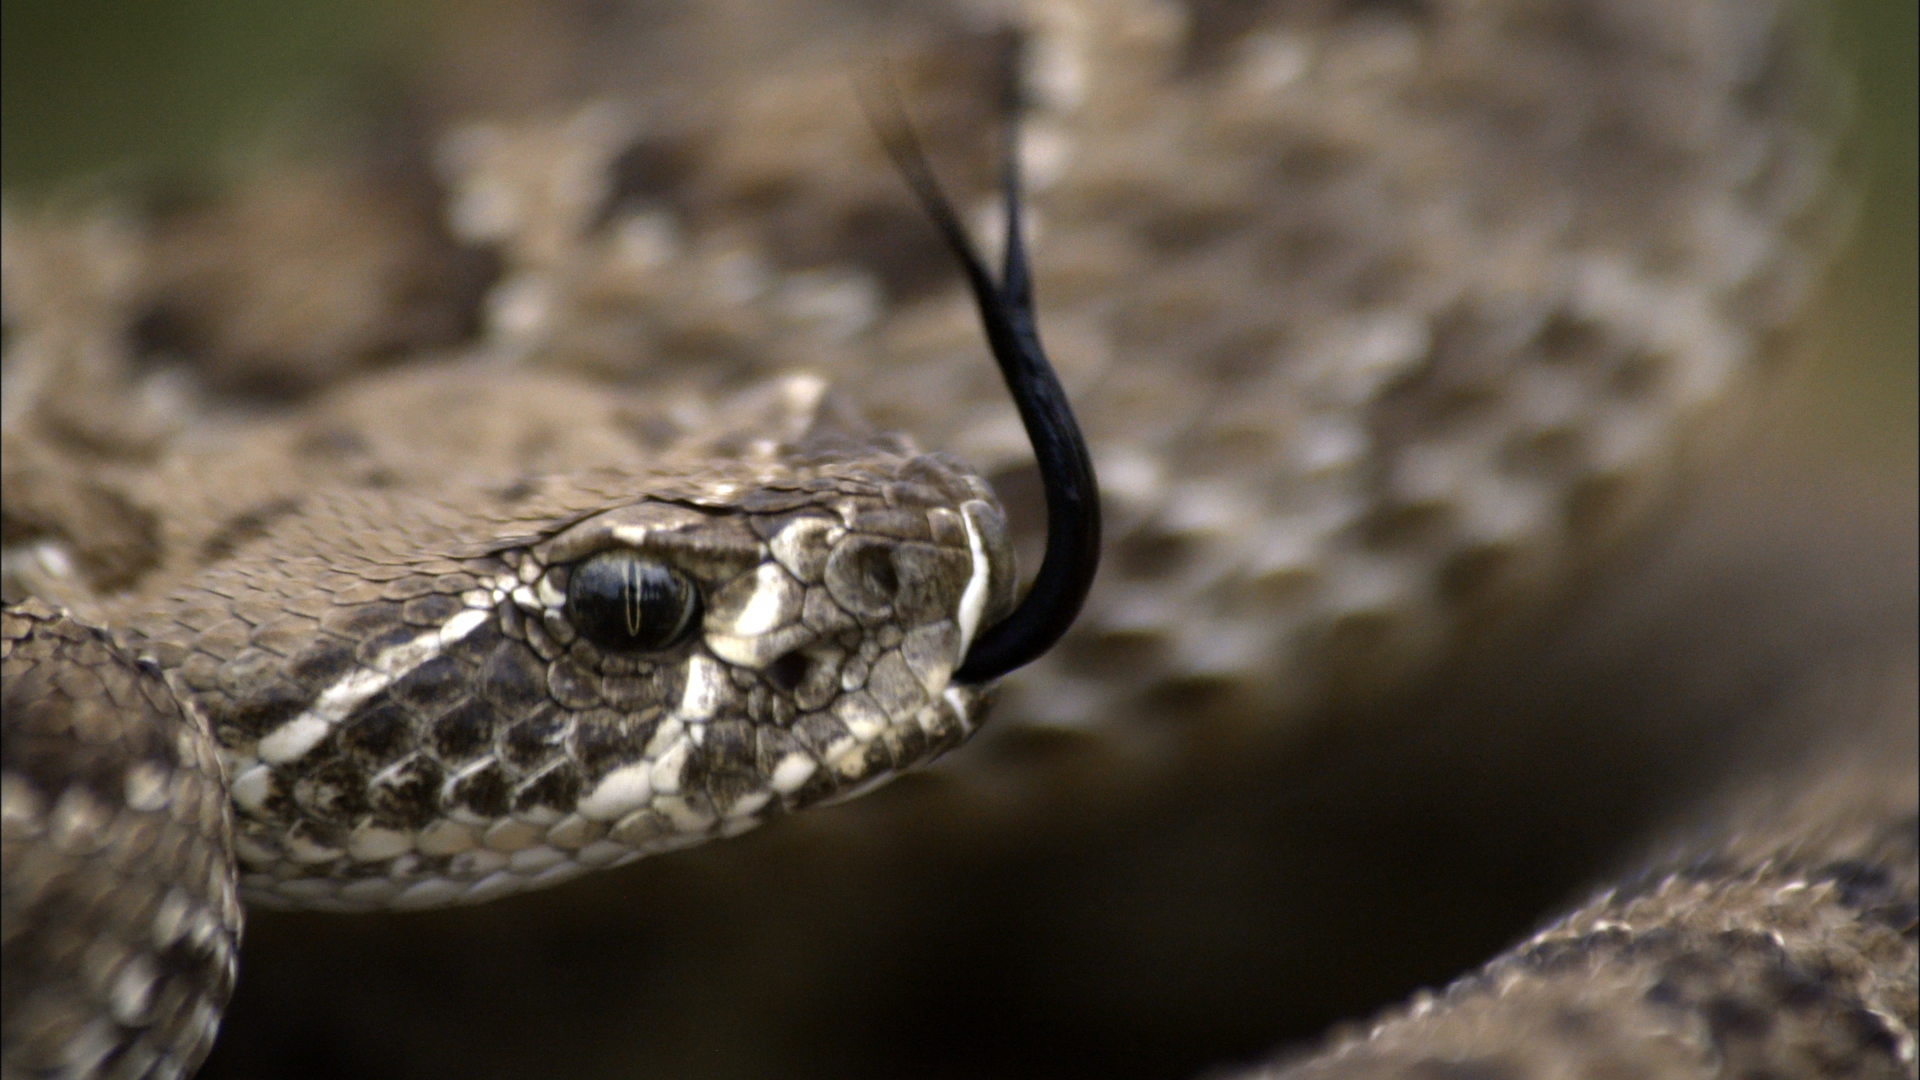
[
  {"x1": 144, "y1": 400, "x2": 1019, "y2": 908},
  {"x1": 126, "y1": 74, "x2": 1095, "y2": 909},
  {"x1": 494, "y1": 439, "x2": 1018, "y2": 862}
]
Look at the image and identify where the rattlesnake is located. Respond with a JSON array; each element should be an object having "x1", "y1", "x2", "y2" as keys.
[{"x1": 5, "y1": 1, "x2": 1910, "y2": 1078}]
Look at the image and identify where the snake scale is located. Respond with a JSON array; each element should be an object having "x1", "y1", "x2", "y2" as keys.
[{"x1": 4, "y1": 1, "x2": 1911, "y2": 1078}]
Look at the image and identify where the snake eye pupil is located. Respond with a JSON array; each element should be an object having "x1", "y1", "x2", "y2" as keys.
[{"x1": 566, "y1": 551, "x2": 701, "y2": 652}]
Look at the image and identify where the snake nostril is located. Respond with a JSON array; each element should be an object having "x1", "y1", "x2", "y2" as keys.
[
  {"x1": 765, "y1": 651, "x2": 812, "y2": 693},
  {"x1": 825, "y1": 538, "x2": 901, "y2": 619},
  {"x1": 857, "y1": 545, "x2": 899, "y2": 597}
]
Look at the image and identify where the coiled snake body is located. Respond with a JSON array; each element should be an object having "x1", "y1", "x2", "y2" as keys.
[{"x1": 5, "y1": 1, "x2": 1911, "y2": 1078}]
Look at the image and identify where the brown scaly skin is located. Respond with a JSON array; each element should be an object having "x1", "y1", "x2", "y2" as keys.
[
  {"x1": 2, "y1": 601, "x2": 240, "y2": 1079},
  {"x1": 1259, "y1": 730, "x2": 1919, "y2": 1080}
]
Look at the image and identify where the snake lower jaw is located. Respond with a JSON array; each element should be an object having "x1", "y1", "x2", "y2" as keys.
[{"x1": 232, "y1": 669, "x2": 992, "y2": 913}]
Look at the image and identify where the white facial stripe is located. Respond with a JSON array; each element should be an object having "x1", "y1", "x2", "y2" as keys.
[
  {"x1": 769, "y1": 753, "x2": 817, "y2": 794},
  {"x1": 436, "y1": 607, "x2": 491, "y2": 645},
  {"x1": 729, "y1": 563, "x2": 791, "y2": 637},
  {"x1": 576, "y1": 761, "x2": 654, "y2": 821},
  {"x1": 229, "y1": 763, "x2": 274, "y2": 814},
  {"x1": 676, "y1": 654, "x2": 723, "y2": 720},
  {"x1": 955, "y1": 506, "x2": 992, "y2": 656},
  {"x1": 942, "y1": 686, "x2": 974, "y2": 733},
  {"x1": 256, "y1": 713, "x2": 334, "y2": 766},
  {"x1": 257, "y1": 589, "x2": 502, "y2": 766}
]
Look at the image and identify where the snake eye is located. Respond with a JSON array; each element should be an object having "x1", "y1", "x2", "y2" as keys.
[{"x1": 566, "y1": 551, "x2": 702, "y2": 652}]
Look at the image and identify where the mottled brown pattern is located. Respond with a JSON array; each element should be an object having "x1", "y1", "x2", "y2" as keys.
[
  {"x1": 2, "y1": 601, "x2": 240, "y2": 1079},
  {"x1": 1260, "y1": 729, "x2": 1918, "y2": 1080}
]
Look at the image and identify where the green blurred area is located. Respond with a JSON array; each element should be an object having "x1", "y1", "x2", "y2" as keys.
[
  {"x1": 1814, "y1": 0, "x2": 1918, "y2": 465},
  {"x1": 1, "y1": 0, "x2": 414, "y2": 188},
  {"x1": 3, "y1": 0, "x2": 1913, "y2": 459}
]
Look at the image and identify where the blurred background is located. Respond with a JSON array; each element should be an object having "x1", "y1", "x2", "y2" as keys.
[
  {"x1": 3, "y1": 1, "x2": 1912, "y2": 442},
  {"x1": 4, "y1": 3, "x2": 1913, "y2": 1078}
]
